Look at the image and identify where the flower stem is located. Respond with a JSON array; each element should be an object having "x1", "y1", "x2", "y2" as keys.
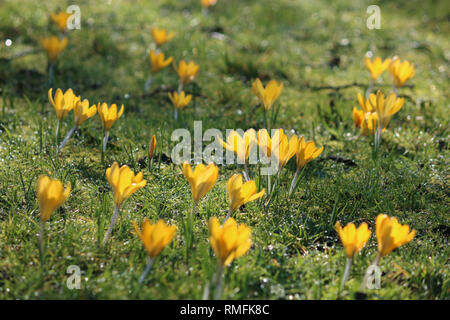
[
  {"x1": 289, "y1": 167, "x2": 301, "y2": 196},
  {"x1": 102, "y1": 204, "x2": 119, "y2": 245},
  {"x1": 224, "y1": 208, "x2": 233, "y2": 222},
  {"x1": 144, "y1": 75, "x2": 153, "y2": 92},
  {"x1": 58, "y1": 125, "x2": 77, "y2": 151},
  {"x1": 243, "y1": 162, "x2": 250, "y2": 182},
  {"x1": 55, "y1": 119, "x2": 60, "y2": 145},
  {"x1": 341, "y1": 258, "x2": 352, "y2": 290},
  {"x1": 48, "y1": 63, "x2": 54, "y2": 87},
  {"x1": 102, "y1": 130, "x2": 109, "y2": 153},
  {"x1": 39, "y1": 220, "x2": 45, "y2": 262},
  {"x1": 214, "y1": 264, "x2": 224, "y2": 300},
  {"x1": 360, "y1": 253, "x2": 381, "y2": 291},
  {"x1": 392, "y1": 85, "x2": 399, "y2": 98},
  {"x1": 138, "y1": 257, "x2": 155, "y2": 285}
]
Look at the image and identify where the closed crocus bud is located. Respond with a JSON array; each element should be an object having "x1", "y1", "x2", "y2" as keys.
[
  {"x1": 201, "y1": 0, "x2": 217, "y2": 8},
  {"x1": 42, "y1": 36, "x2": 68, "y2": 62},
  {"x1": 37, "y1": 175, "x2": 71, "y2": 222},
  {"x1": 175, "y1": 60, "x2": 200, "y2": 85},
  {"x1": 295, "y1": 136, "x2": 323, "y2": 169},
  {"x1": 168, "y1": 91, "x2": 192, "y2": 109},
  {"x1": 133, "y1": 218, "x2": 176, "y2": 259},
  {"x1": 209, "y1": 217, "x2": 251, "y2": 267},
  {"x1": 389, "y1": 58, "x2": 415, "y2": 88},
  {"x1": 148, "y1": 135, "x2": 156, "y2": 160},
  {"x1": 335, "y1": 221, "x2": 371, "y2": 259},
  {"x1": 149, "y1": 50, "x2": 173, "y2": 73},
  {"x1": 365, "y1": 56, "x2": 391, "y2": 80},
  {"x1": 218, "y1": 129, "x2": 257, "y2": 164},
  {"x1": 371, "y1": 90, "x2": 404, "y2": 129},
  {"x1": 151, "y1": 27, "x2": 174, "y2": 47},
  {"x1": 376, "y1": 214, "x2": 415, "y2": 257},
  {"x1": 105, "y1": 162, "x2": 146, "y2": 207},
  {"x1": 252, "y1": 78, "x2": 284, "y2": 111},
  {"x1": 227, "y1": 174, "x2": 265, "y2": 212},
  {"x1": 50, "y1": 12, "x2": 72, "y2": 32},
  {"x1": 182, "y1": 162, "x2": 219, "y2": 204},
  {"x1": 48, "y1": 88, "x2": 80, "y2": 120},
  {"x1": 97, "y1": 102, "x2": 124, "y2": 131},
  {"x1": 74, "y1": 99, "x2": 97, "y2": 126}
]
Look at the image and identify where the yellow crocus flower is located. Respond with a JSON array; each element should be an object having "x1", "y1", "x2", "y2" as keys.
[
  {"x1": 356, "y1": 92, "x2": 376, "y2": 113},
  {"x1": 353, "y1": 107, "x2": 364, "y2": 128},
  {"x1": 133, "y1": 218, "x2": 176, "y2": 259},
  {"x1": 151, "y1": 27, "x2": 174, "y2": 47},
  {"x1": 295, "y1": 136, "x2": 323, "y2": 169},
  {"x1": 175, "y1": 60, "x2": 200, "y2": 85},
  {"x1": 97, "y1": 102, "x2": 124, "y2": 132},
  {"x1": 201, "y1": 0, "x2": 217, "y2": 8},
  {"x1": 48, "y1": 88, "x2": 80, "y2": 120},
  {"x1": 209, "y1": 217, "x2": 251, "y2": 266},
  {"x1": 389, "y1": 59, "x2": 415, "y2": 88},
  {"x1": 360, "y1": 112, "x2": 381, "y2": 136},
  {"x1": 252, "y1": 78, "x2": 284, "y2": 111},
  {"x1": 370, "y1": 90, "x2": 404, "y2": 129},
  {"x1": 335, "y1": 221, "x2": 371, "y2": 259},
  {"x1": 42, "y1": 36, "x2": 68, "y2": 62},
  {"x1": 74, "y1": 99, "x2": 97, "y2": 127},
  {"x1": 376, "y1": 214, "x2": 415, "y2": 257},
  {"x1": 219, "y1": 129, "x2": 256, "y2": 164},
  {"x1": 37, "y1": 175, "x2": 71, "y2": 222},
  {"x1": 276, "y1": 130, "x2": 299, "y2": 168},
  {"x1": 50, "y1": 12, "x2": 72, "y2": 32},
  {"x1": 365, "y1": 56, "x2": 391, "y2": 80},
  {"x1": 168, "y1": 91, "x2": 192, "y2": 109},
  {"x1": 289, "y1": 136, "x2": 323, "y2": 195},
  {"x1": 105, "y1": 162, "x2": 147, "y2": 207},
  {"x1": 149, "y1": 50, "x2": 173, "y2": 73},
  {"x1": 182, "y1": 162, "x2": 219, "y2": 204},
  {"x1": 227, "y1": 174, "x2": 265, "y2": 213}
]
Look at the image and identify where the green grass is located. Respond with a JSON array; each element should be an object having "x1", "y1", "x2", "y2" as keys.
[{"x1": 0, "y1": 0, "x2": 449, "y2": 299}]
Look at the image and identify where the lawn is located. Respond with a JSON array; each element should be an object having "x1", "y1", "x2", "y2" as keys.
[{"x1": 0, "y1": 0, "x2": 448, "y2": 300}]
